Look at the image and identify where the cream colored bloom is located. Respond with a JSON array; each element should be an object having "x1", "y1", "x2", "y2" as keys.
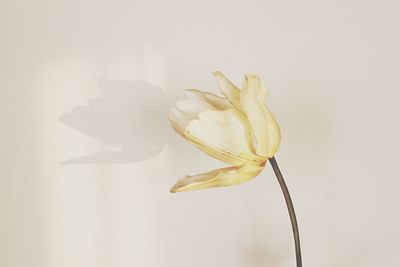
[{"x1": 169, "y1": 71, "x2": 281, "y2": 193}]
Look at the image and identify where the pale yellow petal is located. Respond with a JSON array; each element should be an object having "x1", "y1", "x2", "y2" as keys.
[
  {"x1": 184, "y1": 108, "x2": 264, "y2": 166},
  {"x1": 185, "y1": 89, "x2": 232, "y2": 110},
  {"x1": 212, "y1": 71, "x2": 242, "y2": 109},
  {"x1": 170, "y1": 164, "x2": 264, "y2": 193},
  {"x1": 231, "y1": 106, "x2": 257, "y2": 155},
  {"x1": 241, "y1": 74, "x2": 281, "y2": 158},
  {"x1": 210, "y1": 72, "x2": 256, "y2": 153},
  {"x1": 176, "y1": 98, "x2": 217, "y2": 120},
  {"x1": 168, "y1": 107, "x2": 190, "y2": 137}
]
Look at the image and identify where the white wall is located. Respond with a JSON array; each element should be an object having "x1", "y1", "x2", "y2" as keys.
[{"x1": 1, "y1": 0, "x2": 399, "y2": 266}]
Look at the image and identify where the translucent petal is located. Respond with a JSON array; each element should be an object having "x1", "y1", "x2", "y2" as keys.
[
  {"x1": 170, "y1": 164, "x2": 264, "y2": 192},
  {"x1": 210, "y1": 72, "x2": 256, "y2": 153},
  {"x1": 176, "y1": 98, "x2": 217, "y2": 120},
  {"x1": 213, "y1": 71, "x2": 243, "y2": 109},
  {"x1": 241, "y1": 74, "x2": 281, "y2": 157},
  {"x1": 185, "y1": 89, "x2": 231, "y2": 110},
  {"x1": 168, "y1": 107, "x2": 190, "y2": 137},
  {"x1": 184, "y1": 108, "x2": 264, "y2": 166}
]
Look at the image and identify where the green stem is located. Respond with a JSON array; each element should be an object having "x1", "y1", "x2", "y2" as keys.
[{"x1": 269, "y1": 157, "x2": 302, "y2": 267}]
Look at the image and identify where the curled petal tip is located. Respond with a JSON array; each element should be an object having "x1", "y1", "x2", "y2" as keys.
[
  {"x1": 212, "y1": 71, "x2": 228, "y2": 81},
  {"x1": 212, "y1": 70, "x2": 221, "y2": 75},
  {"x1": 170, "y1": 175, "x2": 190, "y2": 193}
]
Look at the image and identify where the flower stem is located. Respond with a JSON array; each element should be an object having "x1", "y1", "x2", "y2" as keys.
[{"x1": 269, "y1": 157, "x2": 302, "y2": 267}]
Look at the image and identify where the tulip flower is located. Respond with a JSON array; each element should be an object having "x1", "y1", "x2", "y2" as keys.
[
  {"x1": 169, "y1": 71, "x2": 303, "y2": 267},
  {"x1": 169, "y1": 71, "x2": 281, "y2": 192}
]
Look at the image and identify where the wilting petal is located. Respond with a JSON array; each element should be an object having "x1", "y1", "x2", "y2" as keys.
[
  {"x1": 213, "y1": 71, "x2": 242, "y2": 109},
  {"x1": 169, "y1": 107, "x2": 191, "y2": 137},
  {"x1": 241, "y1": 74, "x2": 281, "y2": 158},
  {"x1": 176, "y1": 98, "x2": 218, "y2": 120},
  {"x1": 211, "y1": 72, "x2": 256, "y2": 153},
  {"x1": 170, "y1": 164, "x2": 264, "y2": 192},
  {"x1": 185, "y1": 89, "x2": 232, "y2": 110},
  {"x1": 231, "y1": 106, "x2": 258, "y2": 155},
  {"x1": 184, "y1": 108, "x2": 264, "y2": 166}
]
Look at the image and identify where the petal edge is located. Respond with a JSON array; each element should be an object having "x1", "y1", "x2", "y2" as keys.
[{"x1": 170, "y1": 164, "x2": 264, "y2": 193}]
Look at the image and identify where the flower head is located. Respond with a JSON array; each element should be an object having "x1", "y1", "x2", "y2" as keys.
[{"x1": 169, "y1": 71, "x2": 280, "y2": 192}]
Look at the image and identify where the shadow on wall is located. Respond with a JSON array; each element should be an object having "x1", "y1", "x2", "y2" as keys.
[{"x1": 59, "y1": 79, "x2": 170, "y2": 164}]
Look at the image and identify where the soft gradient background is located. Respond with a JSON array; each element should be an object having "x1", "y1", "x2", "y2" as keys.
[{"x1": 1, "y1": 0, "x2": 399, "y2": 266}]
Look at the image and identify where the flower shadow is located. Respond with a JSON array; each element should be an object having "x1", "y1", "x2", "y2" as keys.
[{"x1": 59, "y1": 79, "x2": 170, "y2": 164}]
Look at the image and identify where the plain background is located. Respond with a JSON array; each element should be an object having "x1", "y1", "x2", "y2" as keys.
[{"x1": 1, "y1": 0, "x2": 399, "y2": 266}]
